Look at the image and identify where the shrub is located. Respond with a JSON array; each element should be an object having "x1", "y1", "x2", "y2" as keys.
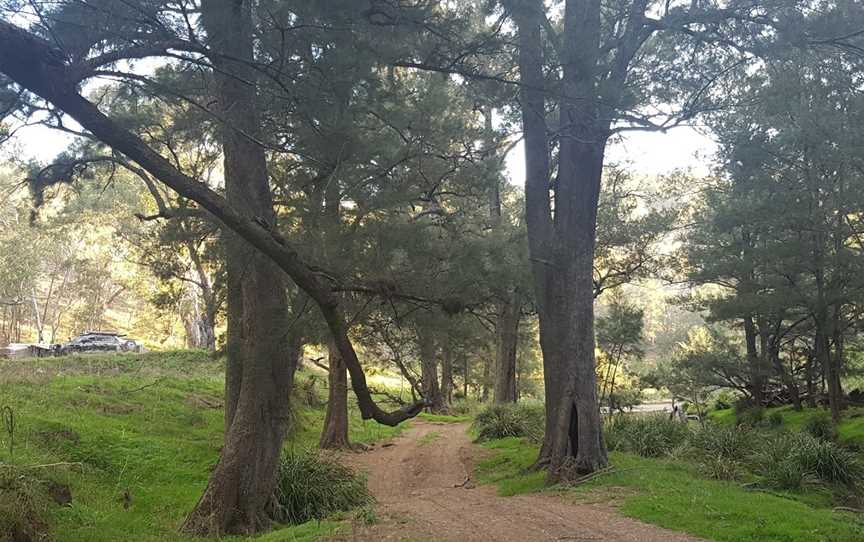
[
  {"x1": 804, "y1": 411, "x2": 837, "y2": 441},
  {"x1": 736, "y1": 406, "x2": 765, "y2": 427},
  {"x1": 273, "y1": 451, "x2": 372, "y2": 525},
  {"x1": 755, "y1": 433, "x2": 862, "y2": 489},
  {"x1": 688, "y1": 423, "x2": 754, "y2": 462},
  {"x1": 699, "y1": 456, "x2": 742, "y2": 481},
  {"x1": 713, "y1": 390, "x2": 734, "y2": 411},
  {"x1": 0, "y1": 468, "x2": 52, "y2": 542},
  {"x1": 767, "y1": 410, "x2": 784, "y2": 427},
  {"x1": 604, "y1": 414, "x2": 690, "y2": 458},
  {"x1": 472, "y1": 403, "x2": 544, "y2": 443}
]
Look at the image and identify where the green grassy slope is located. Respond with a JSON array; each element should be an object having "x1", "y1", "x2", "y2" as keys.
[
  {"x1": 474, "y1": 436, "x2": 864, "y2": 542},
  {"x1": 710, "y1": 405, "x2": 864, "y2": 445},
  {"x1": 0, "y1": 351, "x2": 401, "y2": 542}
]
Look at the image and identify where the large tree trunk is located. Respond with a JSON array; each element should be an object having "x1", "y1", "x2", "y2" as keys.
[
  {"x1": 183, "y1": 1, "x2": 295, "y2": 535},
  {"x1": 493, "y1": 290, "x2": 520, "y2": 403},
  {"x1": 418, "y1": 330, "x2": 445, "y2": 412},
  {"x1": 515, "y1": 0, "x2": 609, "y2": 478},
  {"x1": 320, "y1": 338, "x2": 350, "y2": 449}
]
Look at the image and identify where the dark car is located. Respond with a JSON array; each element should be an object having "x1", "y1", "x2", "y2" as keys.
[{"x1": 59, "y1": 331, "x2": 144, "y2": 355}]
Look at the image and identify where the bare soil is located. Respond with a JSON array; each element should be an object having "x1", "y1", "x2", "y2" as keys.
[{"x1": 333, "y1": 420, "x2": 705, "y2": 542}]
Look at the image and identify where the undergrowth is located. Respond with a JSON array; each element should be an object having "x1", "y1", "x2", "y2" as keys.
[
  {"x1": 472, "y1": 402, "x2": 544, "y2": 443},
  {"x1": 274, "y1": 451, "x2": 373, "y2": 525}
]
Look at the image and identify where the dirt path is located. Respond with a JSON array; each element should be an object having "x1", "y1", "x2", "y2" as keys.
[{"x1": 333, "y1": 420, "x2": 706, "y2": 542}]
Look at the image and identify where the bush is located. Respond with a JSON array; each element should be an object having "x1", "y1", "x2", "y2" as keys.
[
  {"x1": 699, "y1": 456, "x2": 742, "y2": 481},
  {"x1": 0, "y1": 468, "x2": 52, "y2": 542},
  {"x1": 273, "y1": 451, "x2": 372, "y2": 525},
  {"x1": 756, "y1": 433, "x2": 861, "y2": 489},
  {"x1": 736, "y1": 406, "x2": 765, "y2": 427},
  {"x1": 688, "y1": 423, "x2": 754, "y2": 462},
  {"x1": 767, "y1": 410, "x2": 784, "y2": 427},
  {"x1": 472, "y1": 403, "x2": 544, "y2": 443},
  {"x1": 713, "y1": 390, "x2": 734, "y2": 411},
  {"x1": 804, "y1": 411, "x2": 837, "y2": 441},
  {"x1": 604, "y1": 414, "x2": 690, "y2": 458}
]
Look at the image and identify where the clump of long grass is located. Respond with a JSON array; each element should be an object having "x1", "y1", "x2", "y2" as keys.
[
  {"x1": 273, "y1": 451, "x2": 373, "y2": 525},
  {"x1": 0, "y1": 466, "x2": 52, "y2": 542},
  {"x1": 604, "y1": 414, "x2": 690, "y2": 458},
  {"x1": 472, "y1": 403, "x2": 545, "y2": 443}
]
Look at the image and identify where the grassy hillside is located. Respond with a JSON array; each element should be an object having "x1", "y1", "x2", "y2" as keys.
[
  {"x1": 710, "y1": 405, "x2": 864, "y2": 445},
  {"x1": 0, "y1": 351, "x2": 402, "y2": 542}
]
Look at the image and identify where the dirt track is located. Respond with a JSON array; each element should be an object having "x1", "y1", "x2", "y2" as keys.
[{"x1": 333, "y1": 420, "x2": 705, "y2": 542}]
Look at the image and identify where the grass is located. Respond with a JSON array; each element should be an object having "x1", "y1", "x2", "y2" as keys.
[
  {"x1": 0, "y1": 351, "x2": 403, "y2": 542},
  {"x1": 418, "y1": 412, "x2": 472, "y2": 423},
  {"x1": 475, "y1": 435, "x2": 864, "y2": 542},
  {"x1": 710, "y1": 405, "x2": 864, "y2": 446}
]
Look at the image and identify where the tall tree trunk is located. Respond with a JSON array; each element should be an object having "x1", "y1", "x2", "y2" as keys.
[
  {"x1": 828, "y1": 308, "x2": 845, "y2": 421},
  {"x1": 493, "y1": 290, "x2": 520, "y2": 403},
  {"x1": 514, "y1": 0, "x2": 609, "y2": 478},
  {"x1": 814, "y1": 314, "x2": 840, "y2": 421},
  {"x1": 183, "y1": 1, "x2": 295, "y2": 535},
  {"x1": 770, "y1": 338, "x2": 801, "y2": 410},
  {"x1": 418, "y1": 330, "x2": 445, "y2": 412},
  {"x1": 441, "y1": 340, "x2": 454, "y2": 405},
  {"x1": 320, "y1": 338, "x2": 350, "y2": 449},
  {"x1": 743, "y1": 316, "x2": 764, "y2": 406}
]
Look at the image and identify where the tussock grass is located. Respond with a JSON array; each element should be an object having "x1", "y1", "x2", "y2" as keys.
[
  {"x1": 274, "y1": 451, "x2": 373, "y2": 525},
  {"x1": 472, "y1": 403, "x2": 544, "y2": 443},
  {"x1": 604, "y1": 414, "x2": 689, "y2": 458},
  {"x1": 0, "y1": 467, "x2": 52, "y2": 542}
]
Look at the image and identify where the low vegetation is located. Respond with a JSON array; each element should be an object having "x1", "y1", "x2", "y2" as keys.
[
  {"x1": 475, "y1": 432, "x2": 864, "y2": 542},
  {"x1": 472, "y1": 403, "x2": 545, "y2": 443},
  {"x1": 0, "y1": 352, "x2": 400, "y2": 542}
]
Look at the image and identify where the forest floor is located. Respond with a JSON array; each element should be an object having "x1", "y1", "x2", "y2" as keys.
[{"x1": 334, "y1": 420, "x2": 703, "y2": 542}]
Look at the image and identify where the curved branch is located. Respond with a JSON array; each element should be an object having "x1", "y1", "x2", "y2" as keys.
[{"x1": 0, "y1": 19, "x2": 423, "y2": 426}]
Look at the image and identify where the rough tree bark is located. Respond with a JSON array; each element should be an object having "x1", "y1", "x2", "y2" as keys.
[
  {"x1": 441, "y1": 340, "x2": 454, "y2": 405},
  {"x1": 418, "y1": 330, "x2": 445, "y2": 413},
  {"x1": 320, "y1": 339, "x2": 350, "y2": 449},
  {"x1": 744, "y1": 316, "x2": 765, "y2": 406},
  {"x1": 180, "y1": 1, "x2": 298, "y2": 534},
  {"x1": 513, "y1": 0, "x2": 632, "y2": 479},
  {"x1": 493, "y1": 290, "x2": 520, "y2": 404}
]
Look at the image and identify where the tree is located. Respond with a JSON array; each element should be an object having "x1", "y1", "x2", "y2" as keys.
[{"x1": 596, "y1": 293, "x2": 644, "y2": 412}]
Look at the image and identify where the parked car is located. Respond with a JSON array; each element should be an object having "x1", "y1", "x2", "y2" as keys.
[{"x1": 58, "y1": 331, "x2": 144, "y2": 355}]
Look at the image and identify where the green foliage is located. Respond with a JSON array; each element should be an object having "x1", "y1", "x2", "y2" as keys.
[
  {"x1": 0, "y1": 352, "x2": 397, "y2": 541},
  {"x1": 735, "y1": 406, "x2": 765, "y2": 427},
  {"x1": 477, "y1": 436, "x2": 864, "y2": 542},
  {"x1": 687, "y1": 423, "x2": 754, "y2": 462},
  {"x1": 767, "y1": 410, "x2": 784, "y2": 427},
  {"x1": 472, "y1": 403, "x2": 544, "y2": 443},
  {"x1": 273, "y1": 451, "x2": 373, "y2": 525},
  {"x1": 474, "y1": 437, "x2": 546, "y2": 496},
  {"x1": 604, "y1": 414, "x2": 690, "y2": 458},
  {"x1": 713, "y1": 390, "x2": 734, "y2": 411},
  {"x1": 804, "y1": 412, "x2": 837, "y2": 441},
  {"x1": 0, "y1": 467, "x2": 53, "y2": 542},
  {"x1": 755, "y1": 433, "x2": 862, "y2": 489}
]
